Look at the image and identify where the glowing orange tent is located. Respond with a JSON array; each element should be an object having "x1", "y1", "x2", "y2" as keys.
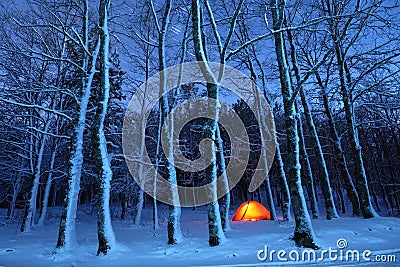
[{"x1": 232, "y1": 200, "x2": 271, "y2": 221}]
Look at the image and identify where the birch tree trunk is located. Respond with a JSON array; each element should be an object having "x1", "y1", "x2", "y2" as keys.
[
  {"x1": 91, "y1": 0, "x2": 116, "y2": 255},
  {"x1": 270, "y1": 0, "x2": 318, "y2": 248}
]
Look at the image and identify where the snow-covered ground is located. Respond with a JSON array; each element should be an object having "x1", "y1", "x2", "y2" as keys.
[{"x1": 0, "y1": 206, "x2": 399, "y2": 266}]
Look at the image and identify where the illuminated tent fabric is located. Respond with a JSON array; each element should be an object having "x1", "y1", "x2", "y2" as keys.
[{"x1": 232, "y1": 200, "x2": 271, "y2": 221}]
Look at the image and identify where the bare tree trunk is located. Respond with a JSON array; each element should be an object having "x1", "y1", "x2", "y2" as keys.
[
  {"x1": 254, "y1": 84, "x2": 277, "y2": 221},
  {"x1": 333, "y1": 41, "x2": 376, "y2": 219},
  {"x1": 249, "y1": 41, "x2": 291, "y2": 221},
  {"x1": 338, "y1": 57, "x2": 376, "y2": 219},
  {"x1": 92, "y1": 0, "x2": 115, "y2": 255},
  {"x1": 337, "y1": 182, "x2": 346, "y2": 214},
  {"x1": 133, "y1": 25, "x2": 152, "y2": 227},
  {"x1": 133, "y1": 115, "x2": 147, "y2": 226},
  {"x1": 231, "y1": 23, "x2": 281, "y2": 222},
  {"x1": 270, "y1": 0, "x2": 318, "y2": 248},
  {"x1": 296, "y1": 104, "x2": 319, "y2": 219},
  {"x1": 119, "y1": 193, "x2": 126, "y2": 220},
  {"x1": 324, "y1": 0, "x2": 377, "y2": 219},
  {"x1": 315, "y1": 71, "x2": 361, "y2": 217},
  {"x1": 91, "y1": 0, "x2": 116, "y2": 255},
  {"x1": 151, "y1": 115, "x2": 161, "y2": 230},
  {"x1": 57, "y1": 0, "x2": 100, "y2": 250},
  {"x1": 286, "y1": 27, "x2": 338, "y2": 220},
  {"x1": 8, "y1": 156, "x2": 24, "y2": 219},
  {"x1": 156, "y1": 0, "x2": 182, "y2": 244},
  {"x1": 216, "y1": 126, "x2": 231, "y2": 230},
  {"x1": 8, "y1": 173, "x2": 19, "y2": 219},
  {"x1": 38, "y1": 143, "x2": 57, "y2": 226},
  {"x1": 21, "y1": 114, "x2": 53, "y2": 232},
  {"x1": 275, "y1": 140, "x2": 292, "y2": 221},
  {"x1": 192, "y1": 0, "x2": 225, "y2": 246},
  {"x1": 204, "y1": 0, "x2": 246, "y2": 229},
  {"x1": 298, "y1": 88, "x2": 338, "y2": 219}
]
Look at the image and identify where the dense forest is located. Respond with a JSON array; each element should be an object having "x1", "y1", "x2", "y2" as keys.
[{"x1": 0, "y1": 0, "x2": 399, "y2": 259}]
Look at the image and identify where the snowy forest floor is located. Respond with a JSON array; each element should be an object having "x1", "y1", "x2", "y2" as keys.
[{"x1": 0, "y1": 206, "x2": 399, "y2": 267}]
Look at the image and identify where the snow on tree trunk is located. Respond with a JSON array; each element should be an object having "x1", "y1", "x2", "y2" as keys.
[
  {"x1": 296, "y1": 103, "x2": 319, "y2": 219},
  {"x1": 152, "y1": 193, "x2": 159, "y2": 230},
  {"x1": 133, "y1": 116, "x2": 147, "y2": 226},
  {"x1": 158, "y1": 0, "x2": 182, "y2": 245},
  {"x1": 202, "y1": 0, "x2": 242, "y2": 231},
  {"x1": 286, "y1": 28, "x2": 338, "y2": 220},
  {"x1": 192, "y1": 0, "x2": 225, "y2": 246},
  {"x1": 275, "y1": 139, "x2": 292, "y2": 221},
  {"x1": 325, "y1": 0, "x2": 377, "y2": 219},
  {"x1": 38, "y1": 143, "x2": 57, "y2": 226},
  {"x1": 245, "y1": 52, "x2": 290, "y2": 221},
  {"x1": 298, "y1": 87, "x2": 338, "y2": 219},
  {"x1": 134, "y1": 187, "x2": 144, "y2": 226},
  {"x1": 330, "y1": 34, "x2": 377, "y2": 219},
  {"x1": 342, "y1": 85, "x2": 377, "y2": 219},
  {"x1": 151, "y1": 113, "x2": 161, "y2": 230},
  {"x1": 56, "y1": 0, "x2": 100, "y2": 250},
  {"x1": 163, "y1": 103, "x2": 182, "y2": 244},
  {"x1": 270, "y1": 0, "x2": 318, "y2": 248},
  {"x1": 316, "y1": 71, "x2": 361, "y2": 217},
  {"x1": 254, "y1": 83, "x2": 277, "y2": 221},
  {"x1": 91, "y1": 0, "x2": 116, "y2": 255},
  {"x1": 134, "y1": 26, "x2": 154, "y2": 227},
  {"x1": 216, "y1": 126, "x2": 231, "y2": 230},
  {"x1": 21, "y1": 114, "x2": 53, "y2": 232}
]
